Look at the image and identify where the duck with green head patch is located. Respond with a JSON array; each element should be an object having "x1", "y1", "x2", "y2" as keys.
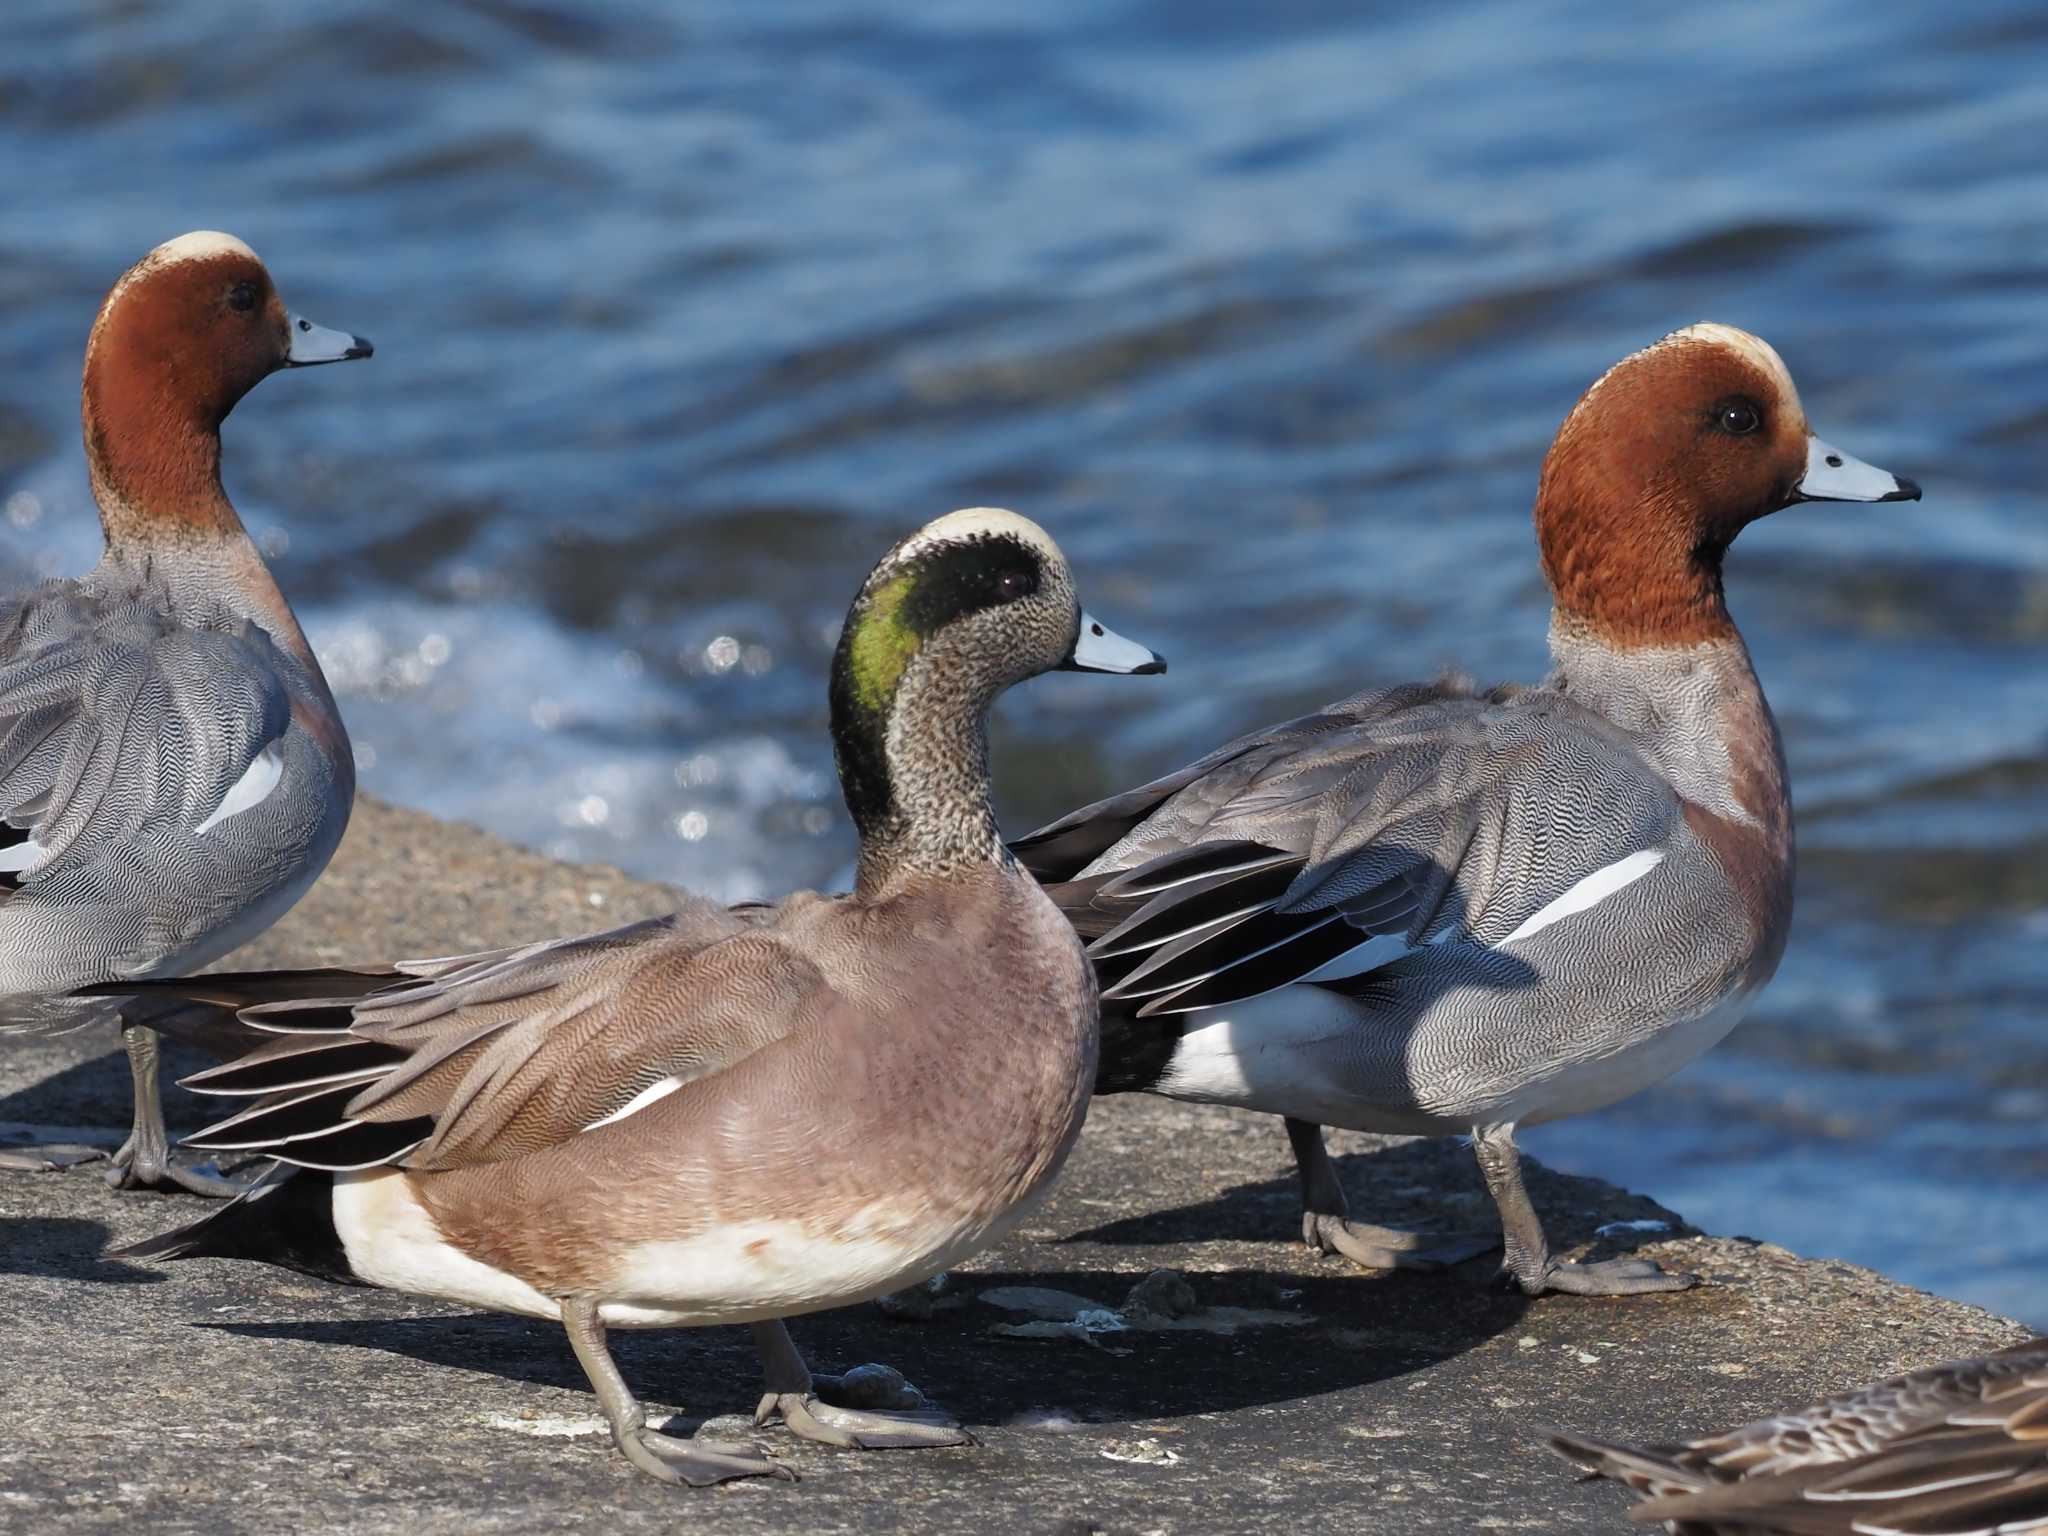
[
  {"x1": 832, "y1": 507, "x2": 1163, "y2": 895},
  {"x1": 105, "y1": 507, "x2": 1163, "y2": 1490}
]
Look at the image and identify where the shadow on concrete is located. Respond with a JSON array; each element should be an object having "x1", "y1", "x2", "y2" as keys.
[
  {"x1": 1062, "y1": 1135, "x2": 1687, "y2": 1272},
  {"x1": 0, "y1": 1033, "x2": 219, "y2": 1138},
  {"x1": 0, "y1": 1216, "x2": 165, "y2": 1285},
  {"x1": 176, "y1": 1263, "x2": 1528, "y2": 1430}
]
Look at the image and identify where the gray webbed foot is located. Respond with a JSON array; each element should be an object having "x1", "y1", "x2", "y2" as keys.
[
  {"x1": 1302, "y1": 1210, "x2": 1498, "y2": 1271},
  {"x1": 756, "y1": 1391, "x2": 976, "y2": 1451},
  {"x1": 102, "y1": 1129, "x2": 244, "y2": 1197},
  {"x1": 561, "y1": 1297, "x2": 795, "y2": 1488},
  {"x1": 620, "y1": 1426, "x2": 794, "y2": 1486},
  {"x1": 1286, "y1": 1118, "x2": 1495, "y2": 1271},
  {"x1": 751, "y1": 1321, "x2": 973, "y2": 1452},
  {"x1": 1519, "y1": 1256, "x2": 1698, "y2": 1297},
  {"x1": 1472, "y1": 1123, "x2": 1697, "y2": 1299},
  {"x1": 0, "y1": 1143, "x2": 108, "y2": 1172}
]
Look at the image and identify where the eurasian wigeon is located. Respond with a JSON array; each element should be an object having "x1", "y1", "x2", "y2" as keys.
[
  {"x1": 109, "y1": 509, "x2": 1164, "y2": 1486},
  {"x1": 1015, "y1": 324, "x2": 1920, "y2": 1297},
  {"x1": 0, "y1": 231, "x2": 370, "y2": 1194},
  {"x1": 1550, "y1": 1338, "x2": 2048, "y2": 1533}
]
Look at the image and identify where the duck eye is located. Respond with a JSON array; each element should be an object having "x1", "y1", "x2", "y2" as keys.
[
  {"x1": 1717, "y1": 401, "x2": 1761, "y2": 436},
  {"x1": 994, "y1": 568, "x2": 1037, "y2": 602},
  {"x1": 226, "y1": 282, "x2": 259, "y2": 314}
]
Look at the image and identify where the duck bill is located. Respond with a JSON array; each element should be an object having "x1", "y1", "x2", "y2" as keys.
[
  {"x1": 1061, "y1": 611, "x2": 1166, "y2": 675},
  {"x1": 285, "y1": 313, "x2": 375, "y2": 367},
  {"x1": 1793, "y1": 435, "x2": 1920, "y2": 503}
]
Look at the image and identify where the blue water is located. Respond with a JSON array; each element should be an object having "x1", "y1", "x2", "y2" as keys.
[{"x1": 3, "y1": 1, "x2": 2046, "y2": 1325}]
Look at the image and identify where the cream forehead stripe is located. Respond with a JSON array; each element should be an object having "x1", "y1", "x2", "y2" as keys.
[
  {"x1": 96, "y1": 232, "x2": 265, "y2": 325},
  {"x1": 1670, "y1": 322, "x2": 1802, "y2": 417},
  {"x1": 150, "y1": 230, "x2": 261, "y2": 266},
  {"x1": 890, "y1": 507, "x2": 1063, "y2": 567},
  {"x1": 1574, "y1": 322, "x2": 1804, "y2": 422}
]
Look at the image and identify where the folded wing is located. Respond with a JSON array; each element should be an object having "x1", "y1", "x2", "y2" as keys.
[
  {"x1": 124, "y1": 900, "x2": 830, "y2": 1173},
  {"x1": 0, "y1": 584, "x2": 294, "y2": 889},
  {"x1": 1015, "y1": 679, "x2": 1679, "y2": 1017}
]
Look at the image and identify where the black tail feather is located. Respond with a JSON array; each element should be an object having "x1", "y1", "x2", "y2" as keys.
[
  {"x1": 1094, "y1": 1004, "x2": 1183, "y2": 1094},
  {"x1": 111, "y1": 1164, "x2": 359, "y2": 1287},
  {"x1": 77, "y1": 967, "x2": 399, "y2": 1009}
]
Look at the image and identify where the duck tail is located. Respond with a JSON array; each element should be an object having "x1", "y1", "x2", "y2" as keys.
[
  {"x1": 1093, "y1": 1002, "x2": 1184, "y2": 1095},
  {"x1": 112, "y1": 1162, "x2": 359, "y2": 1287},
  {"x1": 1545, "y1": 1428, "x2": 1706, "y2": 1502}
]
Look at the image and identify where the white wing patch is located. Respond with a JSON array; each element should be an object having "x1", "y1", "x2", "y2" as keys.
[
  {"x1": 1295, "y1": 931, "x2": 1419, "y2": 985},
  {"x1": 195, "y1": 747, "x2": 284, "y2": 835},
  {"x1": 1504, "y1": 848, "x2": 1665, "y2": 944},
  {"x1": 0, "y1": 837, "x2": 46, "y2": 874},
  {"x1": 582, "y1": 1075, "x2": 683, "y2": 1132}
]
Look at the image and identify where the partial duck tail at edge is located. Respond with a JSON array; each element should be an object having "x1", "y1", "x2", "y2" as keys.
[{"x1": 111, "y1": 1162, "x2": 358, "y2": 1287}]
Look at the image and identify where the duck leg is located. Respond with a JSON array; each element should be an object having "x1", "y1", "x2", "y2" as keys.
[
  {"x1": 561, "y1": 1297, "x2": 792, "y2": 1486},
  {"x1": 751, "y1": 1319, "x2": 974, "y2": 1450},
  {"x1": 103, "y1": 1019, "x2": 243, "y2": 1197},
  {"x1": 1287, "y1": 1118, "x2": 1494, "y2": 1270},
  {"x1": 1471, "y1": 1123, "x2": 1696, "y2": 1296}
]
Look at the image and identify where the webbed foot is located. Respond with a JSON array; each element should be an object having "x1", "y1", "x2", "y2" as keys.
[
  {"x1": 620, "y1": 1425, "x2": 794, "y2": 1486},
  {"x1": 1516, "y1": 1256, "x2": 1697, "y2": 1297},
  {"x1": 0, "y1": 1143, "x2": 108, "y2": 1172},
  {"x1": 100, "y1": 1019, "x2": 245, "y2": 1196},
  {"x1": 756, "y1": 1390, "x2": 975, "y2": 1450},
  {"x1": 751, "y1": 1321, "x2": 974, "y2": 1452},
  {"x1": 1302, "y1": 1210, "x2": 1498, "y2": 1271},
  {"x1": 1472, "y1": 1124, "x2": 1697, "y2": 1299}
]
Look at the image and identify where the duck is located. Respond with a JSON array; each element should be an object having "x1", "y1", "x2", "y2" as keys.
[
  {"x1": 108, "y1": 508, "x2": 1165, "y2": 1487},
  {"x1": 0, "y1": 232, "x2": 371, "y2": 1194},
  {"x1": 1013, "y1": 324, "x2": 1920, "y2": 1297},
  {"x1": 1548, "y1": 1339, "x2": 2048, "y2": 1533}
]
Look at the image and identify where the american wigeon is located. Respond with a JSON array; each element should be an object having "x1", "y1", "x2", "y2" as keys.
[{"x1": 113, "y1": 507, "x2": 1164, "y2": 1486}]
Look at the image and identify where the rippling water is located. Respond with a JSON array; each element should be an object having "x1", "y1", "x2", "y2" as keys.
[{"x1": 3, "y1": 0, "x2": 2046, "y2": 1324}]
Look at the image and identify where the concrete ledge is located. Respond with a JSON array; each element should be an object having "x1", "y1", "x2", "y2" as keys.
[{"x1": 0, "y1": 797, "x2": 2027, "y2": 1533}]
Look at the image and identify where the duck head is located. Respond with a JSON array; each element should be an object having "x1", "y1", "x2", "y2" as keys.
[
  {"x1": 830, "y1": 507, "x2": 1163, "y2": 886},
  {"x1": 1535, "y1": 323, "x2": 1919, "y2": 649},
  {"x1": 82, "y1": 231, "x2": 372, "y2": 539}
]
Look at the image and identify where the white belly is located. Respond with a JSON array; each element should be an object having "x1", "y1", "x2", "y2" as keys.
[
  {"x1": 332, "y1": 1169, "x2": 1045, "y2": 1329},
  {"x1": 1155, "y1": 984, "x2": 1754, "y2": 1135},
  {"x1": 334, "y1": 1170, "x2": 561, "y2": 1319},
  {"x1": 1157, "y1": 985, "x2": 1400, "y2": 1125}
]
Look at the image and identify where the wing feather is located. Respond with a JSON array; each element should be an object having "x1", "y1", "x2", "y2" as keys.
[
  {"x1": 0, "y1": 582, "x2": 297, "y2": 885},
  {"x1": 1021, "y1": 680, "x2": 1679, "y2": 1013},
  {"x1": 135, "y1": 903, "x2": 843, "y2": 1175},
  {"x1": 1556, "y1": 1346, "x2": 2048, "y2": 1536}
]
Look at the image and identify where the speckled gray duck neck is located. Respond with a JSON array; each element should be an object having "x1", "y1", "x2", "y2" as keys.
[
  {"x1": 1547, "y1": 614, "x2": 1796, "y2": 997},
  {"x1": 1544, "y1": 615, "x2": 1788, "y2": 838},
  {"x1": 82, "y1": 477, "x2": 333, "y2": 705},
  {"x1": 830, "y1": 615, "x2": 1010, "y2": 897}
]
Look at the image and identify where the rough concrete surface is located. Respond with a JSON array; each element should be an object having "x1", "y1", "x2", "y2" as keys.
[{"x1": 0, "y1": 797, "x2": 2029, "y2": 1534}]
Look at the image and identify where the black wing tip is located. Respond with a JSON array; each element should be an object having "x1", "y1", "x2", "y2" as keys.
[
  {"x1": 74, "y1": 966, "x2": 398, "y2": 1003},
  {"x1": 108, "y1": 1225, "x2": 205, "y2": 1263}
]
